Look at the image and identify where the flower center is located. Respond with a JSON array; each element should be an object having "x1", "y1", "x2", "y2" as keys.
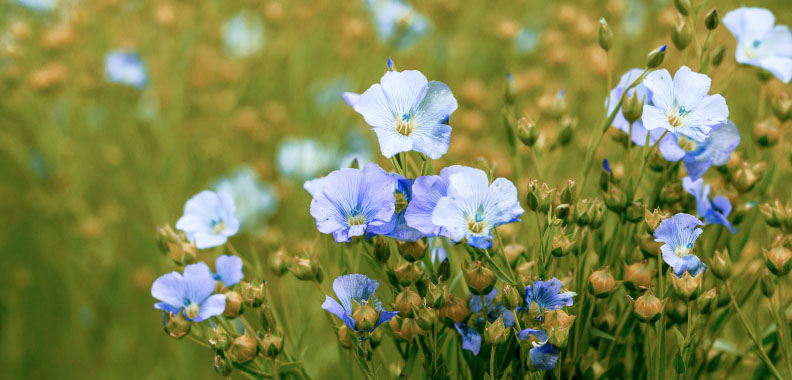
[
  {"x1": 467, "y1": 212, "x2": 486, "y2": 234},
  {"x1": 667, "y1": 106, "x2": 689, "y2": 128},
  {"x1": 211, "y1": 219, "x2": 226, "y2": 234},
  {"x1": 676, "y1": 135, "x2": 698, "y2": 152},
  {"x1": 184, "y1": 301, "x2": 200, "y2": 320},
  {"x1": 675, "y1": 242, "x2": 694, "y2": 258},
  {"x1": 394, "y1": 191, "x2": 408, "y2": 213},
  {"x1": 395, "y1": 113, "x2": 416, "y2": 136},
  {"x1": 347, "y1": 210, "x2": 367, "y2": 226}
]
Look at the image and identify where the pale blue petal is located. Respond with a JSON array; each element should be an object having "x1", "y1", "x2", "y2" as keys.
[
  {"x1": 483, "y1": 178, "x2": 524, "y2": 226},
  {"x1": 354, "y1": 83, "x2": 396, "y2": 130},
  {"x1": 642, "y1": 104, "x2": 673, "y2": 132},
  {"x1": 303, "y1": 177, "x2": 324, "y2": 197},
  {"x1": 379, "y1": 70, "x2": 429, "y2": 116},
  {"x1": 195, "y1": 294, "x2": 227, "y2": 322},
  {"x1": 530, "y1": 344, "x2": 559, "y2": 370},
  {"x1": 192, "y1": 231, "x2": 230, "y2": 249},
  {"x1": 414, "y1": 81, "x2": 458, "y2": 128},
  {"x1": 215, "y1": 255, "x2": 244, "y2": 287},
  {"x1": 343, "y1": 92, "x2": 360, "y2": 107},
  {"x1": 722, "y1": 7, "x2": 776, "y2": 43},
  {"x1": 661, "y1": 244, "x2": 686, "y2": 276},
  {"x1": 332, "y1": 274, "x2": 380, "y2": 312},
  {"x1": 410, "y1": 123, "x2": 451, "y2": 159},
  {"x1": 183, "y1": 262, "x2": 217, "y2": 304},
  {"x1": 371, "y1": 126, "x2": 414, "y2": 158},
  {"x1": 432, "y1": 197, "x2": 469, "y2": 242},
  {"x1": 517, "y1": 328, "x2": 548, "y2": 343},
  {"x1": 712, "y1": 196, "x2": 733, "y2": 216},
  {"x1": 642, "y1": 69, "x2": 674, "y2": 111},
  {"x1": 455, "y1": 323, "x2": 482, "y2": 355},
  {"x1": 154, "y1": 302, "x2": 182, "y2": 314},
  {"x1": 151, "y1": 272, "x2": 186, "y2": 309},
  {"x1": 658, "y1": 133, "x2": 686, "y2": 162},
  {"x1": 373, "y1": 310, "x2": 399, "y2": 331},
  {"x1": 672, "y1": 66, "x2": 711, "y2": 109}
]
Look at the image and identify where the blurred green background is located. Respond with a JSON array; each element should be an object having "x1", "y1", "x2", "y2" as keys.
[{"x1": 0, "y1": 0, "x2": 790, "y2": 378}]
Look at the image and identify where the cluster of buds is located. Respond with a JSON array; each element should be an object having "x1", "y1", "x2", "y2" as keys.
[
  {"x1": 760, "y1": 200, "x2": 792, "y2": 233},
  {"x1": 156, "y1": 225, "x2": 196, "y2": 265},
  {"x1": 526, "y1": 179, "x2": 556, "y2": 213},
  {"x1": 725, "y1": 159, "x2": 766, "y2": 193},
  {"x1": 551, "y1": 228, "x2": 578, "y2": 257}
]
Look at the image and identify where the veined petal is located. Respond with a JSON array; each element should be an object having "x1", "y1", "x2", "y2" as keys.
[
  {"x1": 754, "y1": 55, "x2": 792, "y2": 84},
  {"x1": 331, "y1": 274, "x2": 379, "y2": 312},
  {"x1": 414, "y1": 81, "x2": 458, "y2": 127},
  {"x1": 410, "y1": 123, "x2": 451, "y2": 159},
  {"x1": 482, "y1": 178, "x2": 524, "y2": 226},
  {"x1": 373, "y1": 310, "x2": 399, "y2": 331},
  {"x1": 530, "y1": 344, "x2": 559, "y2": 371},
  {"x1": 722, "y1": 7, "x2": 776, "y2": 42},
  {"x1": 642, "y1": 69, "x2": 674, "y2": 111},
  {"x1": 151, "y1": 272, "x2": 186, "y2": 308},
  {"x1": 195, "y1": 294, "x2": 226, "y2": 322},
  {"x1": 322, "y1": 296, "x2": 348, "y2": 321},
  {"x1": 183, "y1": 262, "x2": 218, "y2": 304},
  {"x1": 215, "y1": 255, "x2": 244, "y2": 287},
  {"x1": 657, "y1": 133, "x2": 686, "y2": 161},
  {"x1": 454, "y1": 323, "x2": 482, "y2": 355},
  {"x1": 354, "y1": 83, "x2": 396, "y2": 130},
  {"x1": 673, "y1": 66, "x2": 711, "y2": 108},
  {"x1": 379, "y1": 70, "x2": 429, "y2": 116},
  {"x1": 661, "y1": 244, "x2": 686, "y2": 276},
  {"x1": 342, "y1": 91, "x2": 361, "y2": 107},
  {"x1": 517, "y1": 328, "x2": 548, "y2": 343},
  {"x1": 641, "y1": 105, "x2": 673, "y2": 131},
  {"x1": 371, "y1": 126, "x2": 414, "y2": 157},
  {"x1": 432, "y1": 196, "x2": 469, "y2": 242}
]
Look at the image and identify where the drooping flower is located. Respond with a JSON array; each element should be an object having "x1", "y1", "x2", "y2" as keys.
[
  {"x1": 607, "y1": 68, "x2": 663, "y2": 146},
  {"x1": 104, "y1": 51, "x2": 147, "y2": 89},
  {"x1": 347, "y1": 61, "x2": 458, "y2": 159},
  {"x1": 365, "y1": 0, "x2": 431, "y2": 51},
  {"x1": 430, "y1": 167, "x2": 523, "y2": 249},
  {"x1": 522, "y1": 278, "x2": 576, "y2": 313},
  {"x1": 653, "y1": 213, "x2": 707, "y2": 277},
  {"x1": 682, "y1": 177, "x2": 737, "y2": 234},
  {"x1": 151, "y1": 262, "x2": 227, "y2": 322},
  {"x1": 176, "y1": 191, "x2": 240, "y2": 249},
  {"x1": 214, "y1": 166, "x2": 277, "y2": 232},
  {"x1": 214, "y1": 255, "x2": 244, "y2": 287},
  {"x1": 517, "y1": 329, "x2": 559, "y2": 370},
  {"x1": 366, "y1": 167, "x2": 423, "y2": 241},
  {"x1": 454, "y1": 323, "x2": 483, "y2": 355},
  {"x1": 723, "y1": 7, "x2": 792, "y2": 83},
  {"x1": 309, "y1": 163, "x2": 396, "y2": 243},
  {"x1": 222, "y1": 11, "x2": 265, "y2": 58},
  {"x1": 321, "y1": 274, "x2": 398, "y2": 332},
  {"x1": 657, "y1": 121, "x2": 740, "y2": 180},
  {"x1": 405, "y1": 165, "x2": 467, "y2": 237},
  {"x1": 642, "y1": 66, "x2": 729, "y2": 142}
]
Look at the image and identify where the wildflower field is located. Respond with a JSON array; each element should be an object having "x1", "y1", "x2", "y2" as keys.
[{"x1": 3, "y1": 0, "x2": 792, "y2": 379}]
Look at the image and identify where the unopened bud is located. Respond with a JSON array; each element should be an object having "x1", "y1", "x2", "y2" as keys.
[
  {"x1": 464, "y1": 261, "x2": 497, "y2": 295},
  {"x1": 646, "y1": 45, "x2": 667, "y2": 69},
  {"x1": 624, "y1": 261, "x2": 652, "y2": 292},
  {"x1": 439, "y1": 294, "x2": 470, "y2": 325},
  {"x1": 351, "y1": 302, "x2": 380, "y2": 332},
  {"x1": 393, "y1": 288, "x2": 422, "y2": 318},
  {"x1": 426, "y1": 282, "x2": 447, "y2": 308},
  {"x1": 163, "y1": 311, "x2": 191, "y2": 339},
  {"x1": 337, "y1": 325, "x2": 353, "y2": 349},
  {"x1": 502, "y1": 284, "x2": 523, "y2": 310},
  {"x1": 543, "y1": 309, "x2": 576, "y2": 348},
  {"x1": 227, "y1": 335, "x2": 259, "y2": 363},
  {"x1": 671, "y1": 272, "x2": 703, "y2": 301},
  {"x1": 625, "y1": 200, "x2": 645, "y2": 223},
  {"x1": 633, "y1": 293, "x2": 663, "y2": 323},
  {"x1": 555, "y1": 203, "x2": 571, "y2": 220},
  {"x1": 588, "y1": 267, "x2": 616, "y2": 298},
  {"x1": 671, "y1": 21, "x2": 693, "y2": 50},
  {"x1": 269, "y1": 249, "x2": 289, "y2": 276},
  {"x1": 223, "y1": 291, "x2": 244, "y2": 318},
  {"x1": 754, "y1": 119, "x2": 780, "y2": 147},
  {"x1": 390, "y1": 316, "x2": 427, "y2": 341},
  {"x1": 765, "y1": 245, "x2": 792, "y2": 276},
  {"x1": 373, "y1": 237, "x2": 391, "y2": 264},
  {"x1": 485, "y1": 316, "x2": 510, "y2": 345},
  {"x1": 697, "y1": 288, "x2": 717, "y2": 314},
  {"x1": 674, "y1": 0, "x2": 691, "y2": 16},
  {"x1": 210, "y1": 328, "x2": 232, "y2": 350},
  {"x1": 240, "y1": 281, "x2": 265, "y2": 307},
  {"x1": 516, "y1": 116, "x2": 538, "y2": 147},
  {"x1": 705, "y1": 9, "x2": 719, "y2": 30},
  {"x1": 551, "y1": 232, "x2": 577, "y2": 257},
  {"x1": 711, "y1": 46, "x2": 725, "y2": 66},
  {"x1": 645, "y1": 208, "x2": 669, "y2": 234},
  {"x1": 560, "y1": 179, "x2": 577, "y2": 204},
  {"x1": 415, "y1": 307, "x2": 438, "y2": 330},
  {"x1": 393, "y1": 261, "x2": 423, "y2": 285},
  {"x1": 260, "y1": 331, "x2": 283, "y2": 357},
  {"x1": 710, "y1": 250, "x2": 732, "y2": 280},
  {"x1": 214, "y1": 353, "x2": 233, "y2": 376},
  {"x1": 732, "y1": 162, "x2": 766, "y2": 193},
  {"x1": 289, "y1": 255, "x2": 323, "y2": 282},
  {"x1": 772, "y1": 93, "x2": 792, "y2": 122},
  {"x1": 761, "y1": 269, "x2": 776, "y2": 298},
  {"x1": 623, "y1": 91, "x2": 645, "y2": 124},
  {"x1": 597, "y1": 18, "x2": 613, "y2": 52},
  {"x1": 399, "y1": 241, "x2": 427, "y2": 262},
  {"x1": 604, "y1": 185, "x2": 627, "y2": 212}
]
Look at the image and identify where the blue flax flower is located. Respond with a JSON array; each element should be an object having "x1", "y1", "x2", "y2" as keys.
[
  {"x1": 642, "y1": 66, "x2": 728, "y2": 142},
  {"x1": 366, "y1": 166, "x2": 424, "y2": 241},
  {"x1": 309, "y1": 163, "x2": 396, "y2": 243},
  {"x1": 214, "y1": 166, "x2": 278, "y2": 232},
  {"x1": 517, "y1": 329, "x2": 559, "y2": 370},
  {"x1": 723, "y1": 7, "x2": 792, "y2": 83},
  {"x1": 430, "y1": 167, "x2": 524, "y2": 249},
  {"x1": 347, "y1": 61, "x2": 458, "y2": 159},
  {"x1": 214, "y1": 255, "x2": 244, "y2": 287},
  {"x1": 222, "y1": 11, "x2": 265, "y2": 58},
  {"x1": 176, "y1": 191, "x2": 240, "y2": 249},
  {"x1": 522, "y1": 278, "x2": 576, "y2": 313},
  {"x1": 607, "y1": 68, "x2": 665, "y2": 146},
  {"x1": 454, "y1": 289, "x2": 515, "y2": 355},
  {"x1": 321, "y1": 274, "x2": 398, "y2": 332},
  {"x1": 104, "y1": 51, "x2": 147, "y2": 89},
  {"x1": 682, "y1": 177, "x2": 737, "y2": 234},
  {"x1": 277, "y1": 137, "x2": 337, "y2": 180},
  {"x1": 653, "y1": 213, "x2": 706, "y2": 277},
  {"x1": 365, "y1": 0, "x2": 430, "y2": 51},
  {"x1": 16, "y1": 0, "x2": 57, "y2": 11},
  {"x1": 405, "y1": 165, "x2": 467, "y2": 237},
  {"x1": 657, "y1": 121, "x2": 740, "y2": 181},
  {"x1": 151, "y1": 262, "x2": 226, "y2": 322}
]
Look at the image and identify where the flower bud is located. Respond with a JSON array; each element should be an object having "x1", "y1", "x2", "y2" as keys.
[
  {"x1": 555, "y1": 204, "x2": 571, "y2": 220},
  {"x1": 391, "y1": 316, "x2": 427, "y2": 341},
  {"x1": 761, "y1": 269, "x2": 776, "y2": 298},
  {"x1": 502, "y1": 284, "x2": 523, "y2": 310},
  {"x1": 269, "y1": 249, "x2": 289, "y2": 276},
  {"x1": 240, "y1": 281, "x2": 265, "y2": 307},
  {"x1": 633, "y1": 293, "x2": 663, "y2": 323},
  {"x1": 337, "y1": 325, "x2": 353, "y2": 349},
  {"x1": 210, "y1": 328, "x2": 232, "y2": 350},
  {"x1": 560, "y1": 179, "x2": 577, "y2": 204},
  {"x1": 674, "y1": 0, "x2": 691, "y2": 16},
  {"x1": 646, "y1": 45, "x2": 667, "y2": 69},
  {"x1": 543, "y1": 309, "x2": 576, "y2": 348},
  {"x1": 636, "y1": 233, "x2": 662, "y2": 258},
  {"x1": 372, "y1": 237, "x2": 391, "y2": 264},
  {"x1": 754, "y1": 119, "x2": 780, "y2": 147},
  {"x1": 289, "y1": 255, "x2": 323, "y2": 282},
  {"x1": 551, "y1": 232, "x2": 577, "y2": 257},
  {"x1": 214, "y1": 353, "x2": 233, "y2": 376},
  {"x1": 439, "y1": 294, "x2": 470, "y2": 325},
  {"x1": 426, "y1": 282, "x2": 447, "y2": 308},
  {"x1": 765, "y1": 245, "x2": 792, "y2": 276},
  {"x1": 503, "y1": 244, "x2": 525, "y2": 267},
  {"x1": 227, "y1": 335, "x2": 259, "y2": 363},
  {"x1": 604, "y1": 185, "x2": 627, "y2": 212},
  {"x1": 351, "y1": 301, "x2": 380, "y2": 332},
  {"x1": 732, "y1": 162, "x2": 766, "y2": 193},
  {"x1": 394, "y1": 261, "x2": 423, "y2": 285},
  {"x1": 711, "y1": 46, "x2": 725, "y2": 66},
  {"x1": 772, "y1": 93, "x2": 792, "y2": 122},
  {"x1": 259, "y1": 331, "x2": 283, "y2": 358},
  {"x1": 399, "y1": 241, "x2": 426, "y2": 262},
  {"x1": 415, "y1": 307, "x2": 438, "y2": 330},
  {"x1": 589, "y1": 199, "x2": 606, "y2": 229},
  {"x1": 710, "y1": 250, "x2": 732, "y2": 280},
  {"x1": 594, "y1": 303, "x2": 617, "y2": 331},
  {"x1": 660, "y1": 182, "x2": 683, "y2": 205},
  {"x1": 588, "y1": 267, "x2": 616, "y2": 298},
  {"x1": 671, "y1": 21, "x2": 693, "y2": 50},
  {"x1": 705, "y1": 9, "x2": 719, "y2": 30},
  {"x1": 516, "y1": 116, "x2": 538, "y2": 147},
  {"x1": 645, "y1": 208, "x2": 669, "y2": 234},
  {"x1": 464, "y1": 261, "x2": 497, "y2": 295},
  {"x1": 624, "y1": 261, "x2": 652, "y2": 292},
  {"x1": 666, "y1": 298, "x2": 688, "y2": 325},
  {"x1": 625, "y1": 200, "x2": 645, "y2": 223},
  {"x1": 393, "y1": 288, "x2": 422, "y2": 317},
  {"x1": 623, "y1": 91, "x2": 644, "y2": 124},
  {"x1": 760, "y1": 200, "x2": 787, "y2": 229},
  {"x1": 223, "y1": 291, "x2": 245, "y2": 318},
  {"x1": 671, "y1": 272, "x2": 703, "y2": 301},
  {"x1": 155, "y1": 224, "x2": 180, "y2": 254},
  {"x1": 597, "y1": 18, "x2": 613, "y2": 51},
  {"x1": 505, "y1": 73, "x2": 516, "y2": 105},
  {"x1": 485, "y1": 316, "x2": 510, "y2": 346},
  {"x1": 557, "y1": 116, "x2": 576, "y2": 146},
  {"x1": 163, "y1": 311, "x2": 191, "y2": 339},
  {"x1": 697, "y1": 288, "x2": 717, "y2": 314}
]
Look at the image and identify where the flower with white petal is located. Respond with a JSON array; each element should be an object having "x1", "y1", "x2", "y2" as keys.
[{"x1": 723, "y1": 7, "x2": 792, "y2": 83}]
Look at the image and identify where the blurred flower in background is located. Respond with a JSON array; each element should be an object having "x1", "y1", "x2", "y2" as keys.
[
  {"x1": 276, "y1": 137, "x2": 338, "y2": 180},
  {"x1": 513, "y1": 27, "x2": 541, "y2": 55},
  {"x1": 176, "y1": 191, "x2": 240, "y2": 249},
  {"x1": 312, "y1": 76, "x2": 354, "y2": 115},
  {"x1": 104, "y1": 51, "x2": 147, "y2": 89},
  {"x1": 222, "y1": 11, "x2": 266, "y2": 58},
  {"x1": 365, "y1": 0, "x2": 430, "y2": 50},
  {"x1": 213, "y1": 166, "x2": 278, "y2": 233},
  {"x1": 723, "y1": 7, "x2": 792, "y2": 83},
  {"x1": 15, "y1": 0, "x2": 58, "y2": 12}
]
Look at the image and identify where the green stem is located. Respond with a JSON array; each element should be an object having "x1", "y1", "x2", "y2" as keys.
[{"x1": 490, "y1": 345, "x2": 497, "y2": 380}]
